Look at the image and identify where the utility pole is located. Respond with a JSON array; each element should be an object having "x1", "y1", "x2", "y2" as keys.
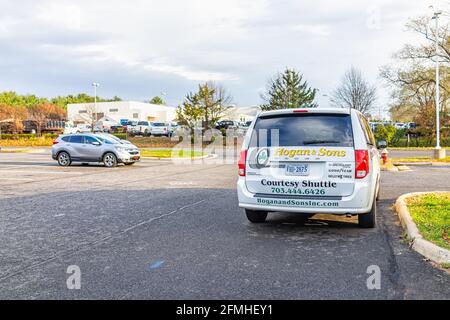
[{"x1": 431, "y1": 9, "x2": 445, "y2": 159}]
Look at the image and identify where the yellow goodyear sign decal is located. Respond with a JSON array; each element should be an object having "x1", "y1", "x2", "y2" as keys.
[{"x1": 274, "y1": 147, "x2": 347, "y2": 158}]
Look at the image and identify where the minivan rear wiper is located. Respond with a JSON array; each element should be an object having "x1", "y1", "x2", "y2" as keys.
[{"x1": 303, "y1": 140, "x2": 341, "y2": 145}]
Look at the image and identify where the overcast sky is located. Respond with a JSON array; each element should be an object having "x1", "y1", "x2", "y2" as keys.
[{"x1": 0, "y1": 0, "x2": 447, "y2": 113}]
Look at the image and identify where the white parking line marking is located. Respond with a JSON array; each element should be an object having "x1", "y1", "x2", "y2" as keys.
[{"x1": 0, "y1": 170, "x2": 81, "y2": 175}]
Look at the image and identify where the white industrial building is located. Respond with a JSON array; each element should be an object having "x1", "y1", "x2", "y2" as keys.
[
  {"x1": 225, "y1": 106, "x2": 259, "y2": 122},
  {"x1": 67, "y1": 101, "x2": 177, "y2": 125}
]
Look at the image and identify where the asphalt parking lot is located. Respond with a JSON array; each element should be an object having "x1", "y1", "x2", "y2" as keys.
[{"x1": 0, "y1": 150, "x2": 449, "y2": 299}]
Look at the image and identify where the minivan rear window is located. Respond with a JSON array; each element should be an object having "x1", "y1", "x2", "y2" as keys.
[{"x1": 249, "y1": 113, "x2": 353, "y2": 147}]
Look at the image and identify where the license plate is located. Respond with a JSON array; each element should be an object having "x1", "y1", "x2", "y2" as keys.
[{"x1": 285, "y1": 164, "x2": 309, "y2": 176}]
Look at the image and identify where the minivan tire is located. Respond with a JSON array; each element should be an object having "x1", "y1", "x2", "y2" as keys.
[
  {"x1": 245, "y1": 209, "x2": 268, "y2": 223},
  {"x1": 358, "y1": 199, "x2": 376, "y2": 228},
  {"x1": 57, "y1": 151, "x2": 71, "y2": 167},
  {"x1": 376, "y1": 181, "x2": 380, "y2": 201},
  {"x1": 103, "y1": 152, "x2": 118, "y2": 168}
]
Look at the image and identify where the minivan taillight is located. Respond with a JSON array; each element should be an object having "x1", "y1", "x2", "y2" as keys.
[
  {"x1": 238, "y1": 150, "x2": 247, "y2": 176},
  {"x1": 355, "y1": 150, "x2": 369, "y2": 179}
]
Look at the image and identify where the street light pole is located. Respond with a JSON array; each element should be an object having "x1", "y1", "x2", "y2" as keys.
[
  {"x1": 92, "y1": 82, "x2": 100, "y2": 131},
  {"x1": 431, "y1": 10, "x2": 444, "y2": 159}
]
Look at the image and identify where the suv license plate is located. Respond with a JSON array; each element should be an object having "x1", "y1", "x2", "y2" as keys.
[{"x1": 286, "y1": 164, "x2": 310, "y2": 176}]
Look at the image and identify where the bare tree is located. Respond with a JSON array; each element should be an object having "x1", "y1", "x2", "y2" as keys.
[
  {"x1": 28, "y1": 103, "x2": 65, "y2": 136},
  {"x1": 0, "y1": 104, "x2": 28, "y2": 133},
  {"x1": 176, "y1": 82, "x2": 233, "y2": 131},
  {"x1": 331, "y1": 67, "x2": 377, "y2": 114},
  {"x1": 380, "y1": 14, "x2": 450, "y2": 131},
  {"x1": 397, "y1": 16, "x2": 449, "y2": 64},
  {"x1": 210, "y1": 83, "x2": 233, "y2": 126}
]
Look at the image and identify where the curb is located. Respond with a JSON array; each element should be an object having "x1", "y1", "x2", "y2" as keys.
[
  {"x1": 393, "y1": 162, "x2": 432, "y2": 166},
  {"x1": 395, "y1": 191, "x2": 450, "y2": 264},
  {"x1": 393, "y1": 162, "x2": 450, "y2": 167}
]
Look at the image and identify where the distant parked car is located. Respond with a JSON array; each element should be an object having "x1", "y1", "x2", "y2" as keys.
[
  {"x1": 52, "y1": 133, "x2": 140, "y2": 167},
  {"x1": 168, "y1": 122, "x2": 179, "y2": 137},
  {"x1": 216, "y1": 120, "x2": 239, "y2": 130},
  {"x1": 369, "y1": 122, "x2": 382, "y2": 132},
  {"x1": 137, "y1": 121, "x2": 152, "y2": 136},
  {"x1": 110, "y1": 125, "x2": 127, "y2": 133},
  {"x1": 64, "y1": 123, "x2": 92, "y2": 134},
  {"x1": 95, "y1": 132, "x2": 133, "y2": 145},
  {"x1": 63, "y1": 123, "x2": 78, "y2": 134},
  {"x1": 149, "y1": 122, "x2": 169, "y2": 136},
  {"x1": 126, "y1": 121, "x2": 139, "y2": 135},
  {"x1": 394, "y1": 122, "x2": 407, "y2": 130},
  {"x1": 238, "y1": 121, "x2": 252, "y2": 130},
  {"x1": 94, "y1": 118, "x2": 120, "y2": 132}
]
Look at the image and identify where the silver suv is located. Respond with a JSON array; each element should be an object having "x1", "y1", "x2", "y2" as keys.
[{"x1": 52, "y1": 133, "x2": 140, "y2": 167}]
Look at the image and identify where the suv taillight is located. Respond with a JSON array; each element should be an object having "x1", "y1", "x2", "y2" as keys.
[
  {"x1": 238, "y1": 150, "x2": 247, "y2": 176},
  {"x1": 355, "y1": 150, "x2": 369, "y2": 179}
]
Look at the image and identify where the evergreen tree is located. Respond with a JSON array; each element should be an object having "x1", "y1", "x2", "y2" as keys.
[
  {"x1": 149, "y1": 96, "x2": 165, "y2": 105},
  {"x1": 260, "y1": 68, "x2": 317, "y2": 111}
]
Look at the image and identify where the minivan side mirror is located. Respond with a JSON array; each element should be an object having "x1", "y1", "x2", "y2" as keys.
[{"x1": 377, "y1": 140, "x2": 387, "y2": 149}]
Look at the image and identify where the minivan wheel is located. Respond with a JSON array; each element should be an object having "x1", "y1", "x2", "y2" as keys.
[
  {"x1": 358, "y1": 200, "x2": 376, "y2": 228},
  {"x1": 103, "y1": 152, "x2": 118, "y2": 168},
  {"x1": 245, "y1": 209, "x2": 268, "y2": 223},
  {"x1": 57, "y1": 152, "x2": 71, "y2": 166}
]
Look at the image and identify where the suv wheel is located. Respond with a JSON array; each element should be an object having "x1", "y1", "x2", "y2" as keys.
[
  {"x1": 103, "y1": 152, "x2": 118, "y2": 168},
  {"x1": 245, "y1": 209, "x2": 268, "y2": 223},
  {"x1": 358, "y1": 199, "x2": 376, "y2": 228},
  {"x1": 57, "y1": 152, "x2": 71, "y2": 166}
]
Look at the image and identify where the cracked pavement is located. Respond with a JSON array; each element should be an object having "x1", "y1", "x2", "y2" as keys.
[{"x1": 0, "y1": 150, "x2": 449, "y2": 299}]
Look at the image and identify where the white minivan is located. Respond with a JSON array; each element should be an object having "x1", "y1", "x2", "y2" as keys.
[{"x1": 237, "y1": 108, "x2": 380, "y2": 228}]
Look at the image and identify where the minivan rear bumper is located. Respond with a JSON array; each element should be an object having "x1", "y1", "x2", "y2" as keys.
[{"x1": 237, "y1": 178, "x2": 374, "y2": 214}]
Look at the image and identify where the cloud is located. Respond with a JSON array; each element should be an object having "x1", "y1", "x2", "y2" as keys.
[
  {"x1": 36, "y1": 2, "x2": 82, "y2": 30},
  {"x1": 0, "y1": 0, "x2": 444, "y2": 108},
  {"x1": 292, "y1": 24, "x2": 331, "y2": 37}
]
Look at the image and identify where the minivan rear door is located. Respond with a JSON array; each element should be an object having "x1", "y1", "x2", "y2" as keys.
[{"x1": 245, "y1": 113, "x2": 355, "y2": 197}]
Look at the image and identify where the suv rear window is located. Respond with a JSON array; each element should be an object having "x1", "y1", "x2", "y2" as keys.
[{"x1": 250, "y1": 113, "x2": 354, "y2": 147}]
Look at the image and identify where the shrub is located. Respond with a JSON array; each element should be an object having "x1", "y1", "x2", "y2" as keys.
[
  {"x1": 112, "y1": 133, "x2": 127, "y2": 140},
  {"x1": 0, "y1": 133, "x2": 58, "y2": 140},
  {"x1": 374, "y1": 125, "x2": 396, "y2": 145}
]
